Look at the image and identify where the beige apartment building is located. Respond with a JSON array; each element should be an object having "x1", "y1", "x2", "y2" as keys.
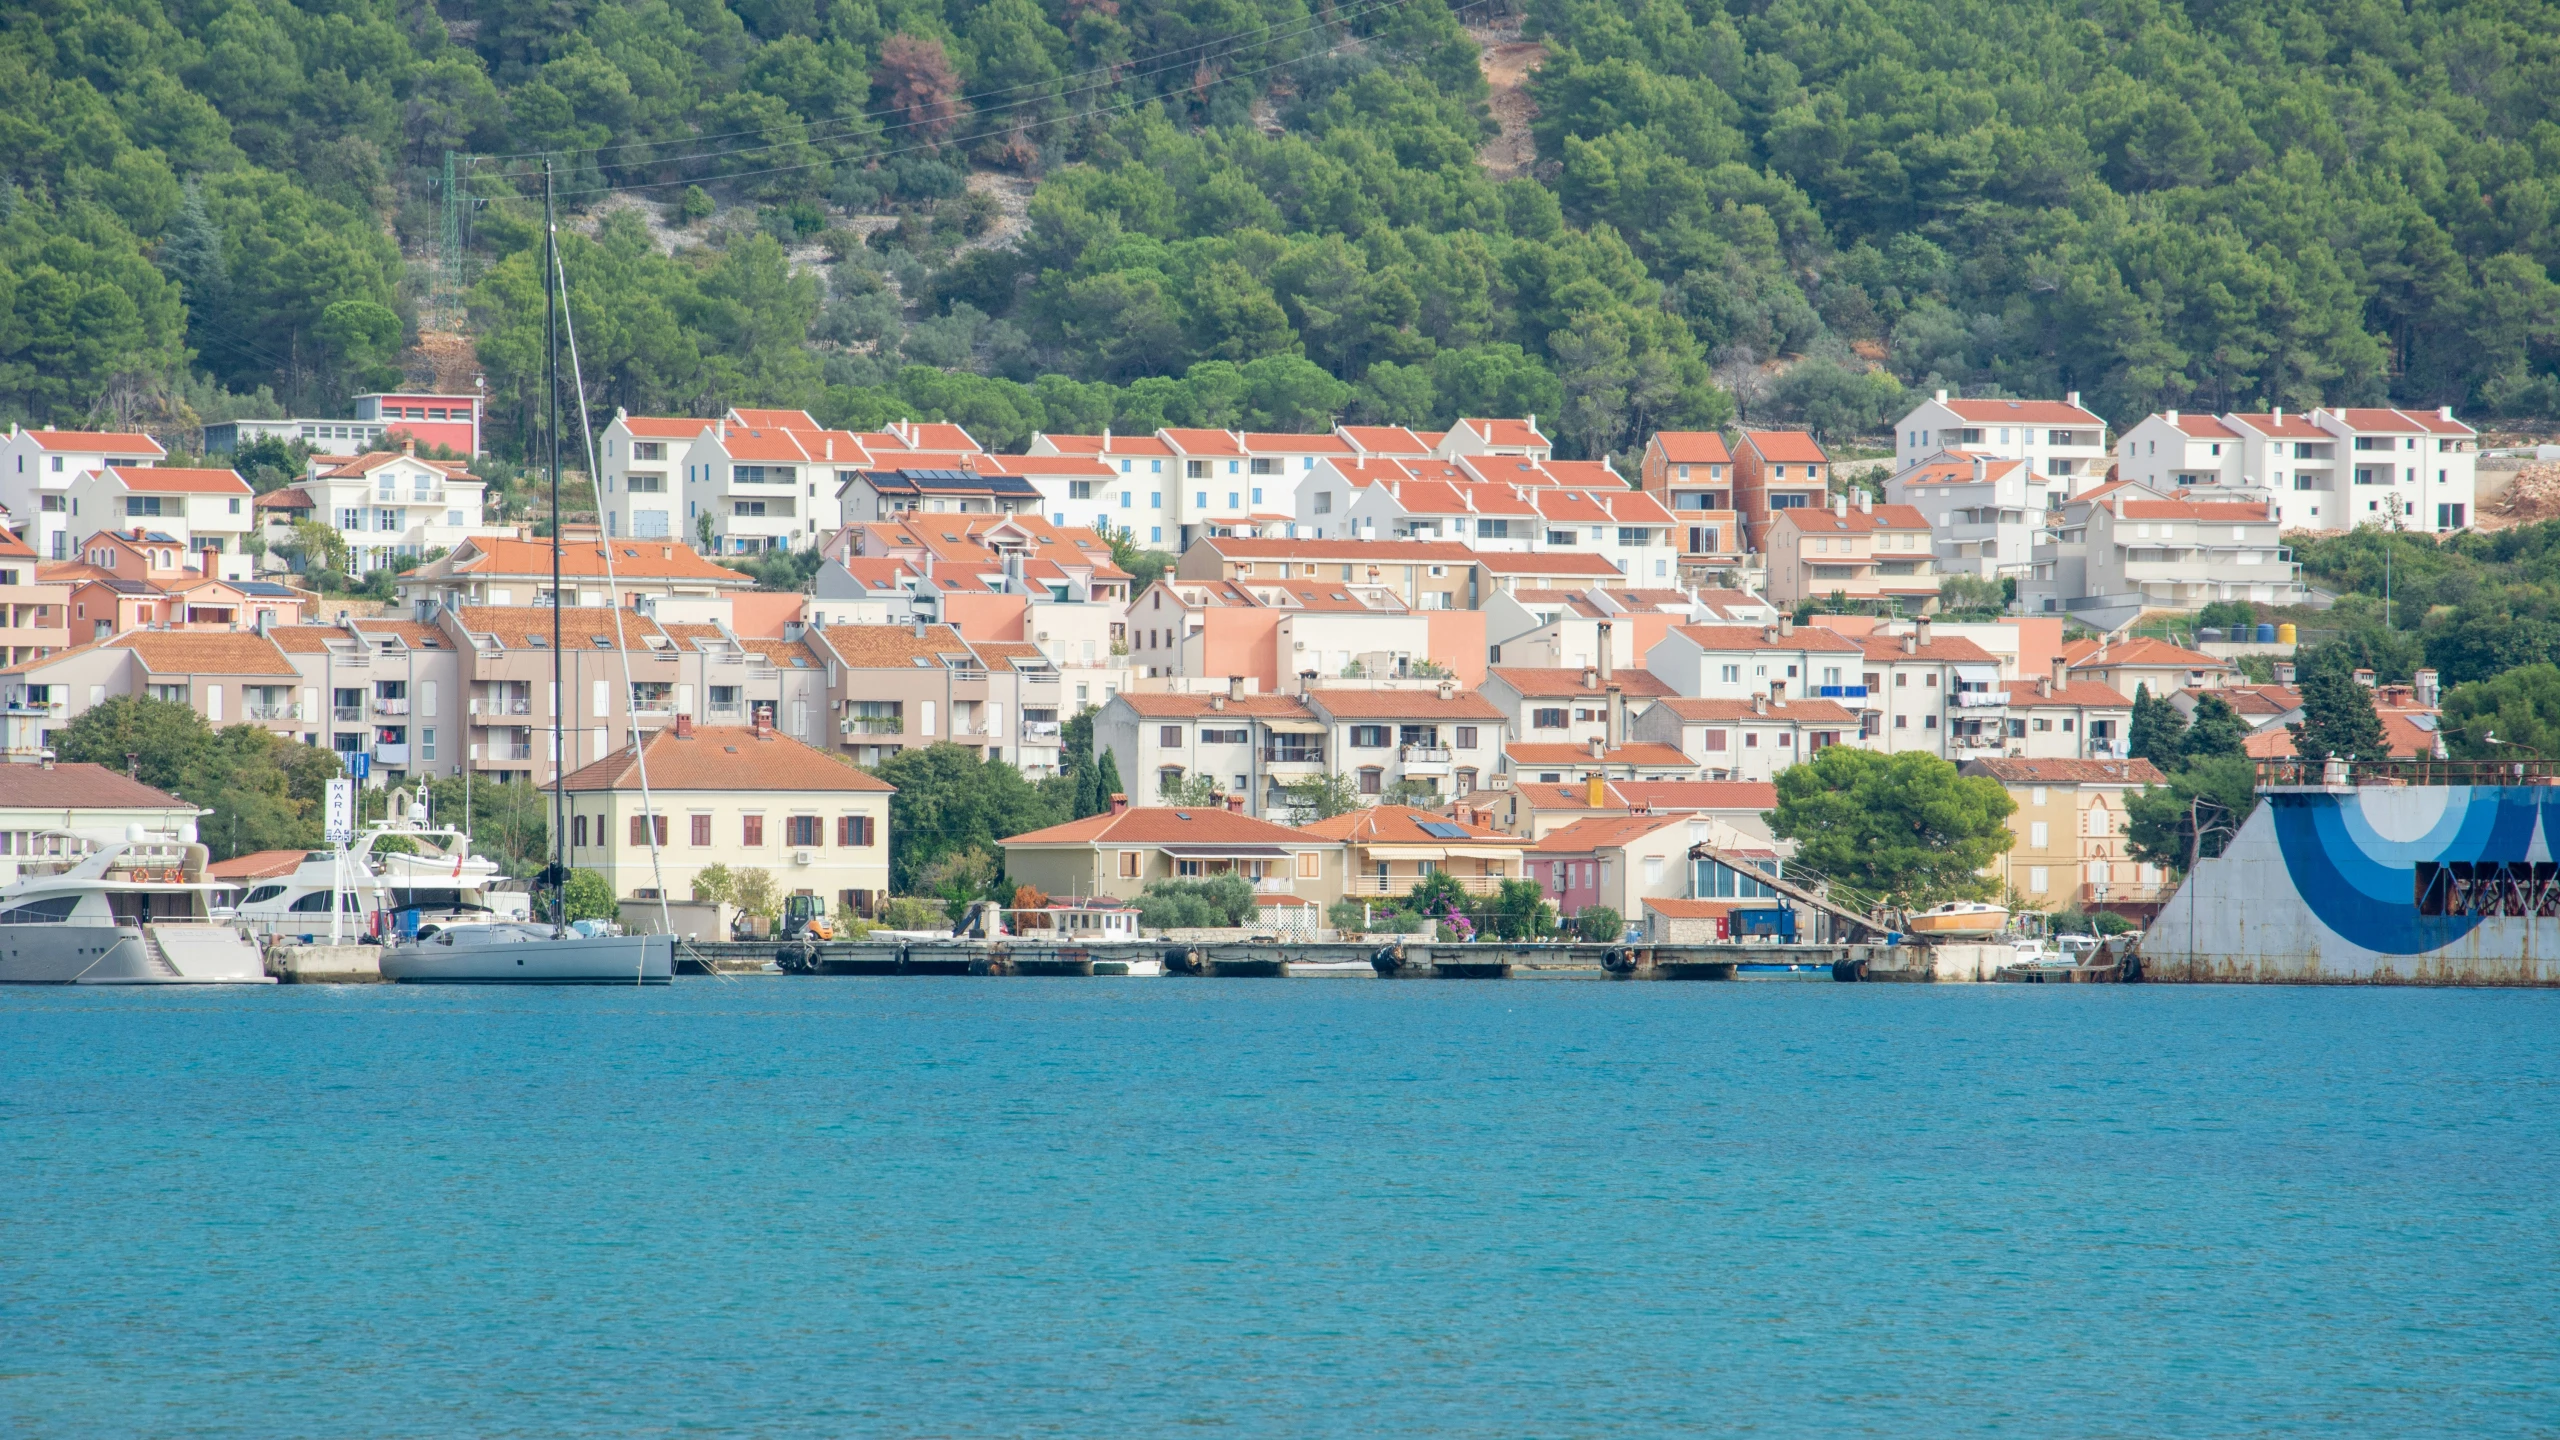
[
  {"x1": 1960, "y1": 756, "x2": 2169, "y2": 916},
  {"x1": 807, "y1": 622, "x2": 1063, "y2": 772},
  {"x1": 560, "y1": 716, "x2": 895, "y2": 914},
  {"x1": 1001, "y1": 800, "x2": 1345, "y2": 907}
]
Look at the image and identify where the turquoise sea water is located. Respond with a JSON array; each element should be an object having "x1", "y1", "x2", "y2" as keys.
[{"x1": 3, "y1": 978, "x2": 2555, "y2": 1436}]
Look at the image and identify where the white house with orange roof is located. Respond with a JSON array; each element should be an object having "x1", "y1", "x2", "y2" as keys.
[
  {"x1": 1885, "y1": 450, "x2": 2063, "y2": 581},
  {"x1": 2116, "y1": 404, "x2": 2476, "y2": 533},
  {"x1": 1763, "y1": 492, "x2": 1936, "y2": 609},
  {"x1": 1026, "y1": 430, "x2": 1175, "y2": 548},
  {"x1": 1626, "y1": 695, "x2": 1866, "y2": 780},
  {"x1": 1437, "y1": 417, "x2": 1553, "y2": 462},
  {"x1": 1239, "y1": 431, "x2": 1354, "y2": 529},
  {"x1": 278, "y1": 448, "x2": 497, "y2": 576},
  {"x1": 597, "y1": 412, "x2": 715, "y2": 542},
  {"x1": 1894, "y1": 390, "x2": 2111, "y2": 490},
  {"x1": 0, "y1": 426, "x2": 167, "y2": 562},
  {"x1": 2114, "y1": 409, "x2": 2261, "y2": 499},
  {"x1": 1643, "y1": 617, "x2": 1867, "y2": 704},
  {"x1": 676, "y1": 411, "x2": 880, "y2": 554},
  {"x1": 394, "y1": 529, "x2": 754, "y2": 619},
  {"x1": 2219, "y1": 409, "x2": 2339, "y2": 529},
  {"x1": 976, "y1": 452, "x2": 1120, "y2": 533},
  {"x1": 2083, "y1": 493, "x2": 2300, "y2": 612},
  {"x1": 2316, "y1": 405, "x2": 2477, "y2": 532},
  {"x1": 1334, "y1": 424, "x2": 1435, "y2": 459},
  {"x1": 65, "y1": 466, "x2": 256, "y2": 579}
]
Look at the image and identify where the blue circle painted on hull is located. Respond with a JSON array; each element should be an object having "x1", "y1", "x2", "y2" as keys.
[{"x1": 2269, "y1": 788, "x2": 2542, "y2": 955}]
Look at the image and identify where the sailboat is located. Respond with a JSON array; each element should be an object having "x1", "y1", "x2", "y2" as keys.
[{"x1": 382, "y1": 163, "x2": 669, "y2": 985}]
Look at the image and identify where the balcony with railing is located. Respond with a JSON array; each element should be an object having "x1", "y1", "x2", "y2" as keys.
[
  {"x1": 332, "y1": 705, "x2": 365, "y2": 723},
  {"x1": 372, "y1": 697, "x2": 411, "y2": 716},
  {"x1": 843, "y1": 714, "x2": 904, "y2": 735},
  {"x1": 1813, "y1": 684, "x2": 1870, "y2": 700},
  {"x1": 1343, "y1": 873, "x2": 1505, "y2": 896},
  {"x1": 1398, "y1": 744, "x2": 1452, "y2": 775},
  {"x1": 1263, "y1": 743, "x2": 1327, "y2": 768},
  {"x1": 243, "y1": 703, "x2": 295, "y2": 722},
  {"x1": 1020, "y1": 719, "x2": 1062, "y2": 740},
  {"x1": 469, "y1": 693, "x2": 535, "y2": 718}
]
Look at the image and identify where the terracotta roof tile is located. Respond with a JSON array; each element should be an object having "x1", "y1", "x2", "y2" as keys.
[
  {"x1": 1110, "y1": 692, "x2": 1316, "y2": 720},
  {"x1": 423, "y1": 536, "x2": 747, "y2": 585},
  {"x1": 1486, "y1": 667, "x2": 1677, "y2": 698},
  {"x1": 111, "y1": 631, "x2": 296, "y2": 677},
  {"x1": 1960, "y1": 757, "x2": 2166, "y2": 784},
  {"x1": 1740, "y1": 430, "x2": 1827, "y2": 463},
  {"x1": 1649, "y1": 697, "x2": 1862, "y2": 724},
  {"x1": 562, "y1": 724, "x2": 894, "y2": 793},
  {"x1": 103, "y1": 466, "x2": 249, "y2": 494},
  {"x1": 1294, "y1": 804, "x2": 1527, "y2": 845},
  {"x1": 1503, "y1": 742, "x2": 1697, "y2": 767},
  {"x1": 1999, "y1": 680, "x2": 2133, "y2": 708},
  {"x1": 1005, "y1": 806, "x2": 1327, "y2": 846},
  {"x1": 1672, "y1": 623, "x2": 1864, "y2": 653},
  {"x1": 1306, "y1": 689, "x2": 1504, "y2": 720},
  {"x1": 809, "y1": 623, "x2": 974, "y2": 668},
  {"x1": 26, "y1": 430, "x2": 163, "y2": 454},
  {"x1": 1857, "y1": 634, "x2": 1999, "y2": 663},
  {"x1": 1939, "y1": 398, "x2": 2104, "y2": 425},
  {"x1": 1652, "y1": 432, "x2": 1733, "y2": 465},
  {"x1": 1531, "y1": 812, "x2": 1696, "y2": 851},
  {"x1": 0, "y1": 761, "x2": 186, "y2": 808},
  {"x1": 457, "y1": 607, "x2": 667, "y2": 649}
]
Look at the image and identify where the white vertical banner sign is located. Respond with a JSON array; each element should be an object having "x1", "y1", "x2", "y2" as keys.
[{"x1": 325, "y1": 778, "x2": 356, "y2": 842}]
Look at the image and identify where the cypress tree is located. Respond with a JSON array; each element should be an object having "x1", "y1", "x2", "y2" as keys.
[
  {"x1": 2126, "y1": 684, "x2": 2187, "y2": 766},
  {"x1": 2291, "y1": 671, "x2": 2390, "y2": 762},
  {"x1": 2179, "y1": 694, "x2": 2252, "y2": 761},
  {"x1": 1094, "y1": 747, "x2": 1124, "y2": 805}
]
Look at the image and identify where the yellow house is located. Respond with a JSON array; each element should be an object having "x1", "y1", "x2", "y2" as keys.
[
  {"x1": 560, "y1": 716, "x2": 895, "y2": 914},
  {"x1": 1958, "y1": 757, "x2": 2168, "y2": 916}
]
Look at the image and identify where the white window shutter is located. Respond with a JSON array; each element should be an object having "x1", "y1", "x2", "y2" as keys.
[
  {"x1": 421, "y1": 680, "x2": 437, "y2": 718},
  {"x1": 592, "y1": 680, "x2": 609, "y2": 716}
]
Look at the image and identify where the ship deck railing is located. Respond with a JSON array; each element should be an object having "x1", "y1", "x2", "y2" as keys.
[{"x1": 2256, "y1": 757, "x2": 2560, "y2": 788}]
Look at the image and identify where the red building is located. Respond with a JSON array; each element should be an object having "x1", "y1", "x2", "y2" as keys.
[{"x1": 354, "y1": 393, "x2": 482, "y2": 457}]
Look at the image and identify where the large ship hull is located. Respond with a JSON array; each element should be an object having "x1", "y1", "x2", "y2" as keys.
[
  {"x1": 2146, "y1": 785, "x2": 2560, "y2": 985},
  {"x1": 380, "y1": 931, "x2": 673, "y2": 984},
  {"x1": 0, "y1": 924, "x2": 273, "y2": 984}
]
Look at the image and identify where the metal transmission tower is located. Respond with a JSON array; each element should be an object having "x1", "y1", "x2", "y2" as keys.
[{"x1": 435, "y1": 151, "x2": 468, "y2": 327}]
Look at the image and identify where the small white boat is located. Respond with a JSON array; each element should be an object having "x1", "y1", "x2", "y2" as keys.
[
  {"x1": 380, "y1": 922, "x2": 672, "y2": 984},
  {"x1": 1907, "y1": 900, "x2": 2012, "y2": 937}
]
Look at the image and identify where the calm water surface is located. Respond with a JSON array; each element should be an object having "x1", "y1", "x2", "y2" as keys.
[{"x1": 3, "y1": 978, "x2": 2554, "y2": 1436}]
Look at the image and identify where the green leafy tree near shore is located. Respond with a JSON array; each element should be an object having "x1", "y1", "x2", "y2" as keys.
[
  {"x1": 1768, "y1": 747, "x2": 2014, "y2": 907},
  {"x1": 562, "y1": 869, "x2": 619, "y2": 923},
  {"x1": 2290, "y1": 671, "x2": 2391, "y2": 763},
  {"x1": 49, "y1": 697, "x2": 337, "y2": 861},
  {"x1": 2441, "y1": 664, "x2": 2560, "y2": 759}
]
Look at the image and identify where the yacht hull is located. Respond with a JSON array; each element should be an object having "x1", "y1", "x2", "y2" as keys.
[
  {"x1": 0, "y1": 925, "x2": 273, "y2": 984},
  {"x1": 381, "y1": 932, "x2": 673, "y2": 984}
]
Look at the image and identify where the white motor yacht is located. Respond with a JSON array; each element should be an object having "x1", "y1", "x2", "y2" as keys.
[
  {"x1": 231, "y1": 819, "x2": 529, "y2": 942},
  {"x1": 0, "y1": 830, "x2": 271, "y2": 984},
  {"x1": 380, "y1": 921, "x2": 672, "y2": 984}
]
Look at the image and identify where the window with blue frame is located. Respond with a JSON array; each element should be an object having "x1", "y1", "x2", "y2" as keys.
[{"x1": 1694, "y1": 857, "x2": 1781, "y2": 898}]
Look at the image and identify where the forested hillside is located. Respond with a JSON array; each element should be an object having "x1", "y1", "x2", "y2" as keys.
[{"x1": 6, "y1": 0, "x2": 2559, "y2": 463}]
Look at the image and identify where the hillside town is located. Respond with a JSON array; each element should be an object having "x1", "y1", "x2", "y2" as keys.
[{"x1": 0, "y1": 390, "x2": 2482, "y2": 936}]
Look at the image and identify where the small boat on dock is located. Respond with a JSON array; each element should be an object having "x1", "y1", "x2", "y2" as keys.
[
  {"x1": 379, "y1": 922, "x2": 672, "y2": 984},
  {"x1": 1906, "y1": 900, "x2": 2012, "y2": 937}
]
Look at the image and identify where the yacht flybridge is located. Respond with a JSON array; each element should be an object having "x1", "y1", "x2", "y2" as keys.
[
  {"x1": 0, "y1": 829, "x2": 271, "y2": 984},
  {"x1": 231, "y1": 814, "x2": 530, "y2": 942}
]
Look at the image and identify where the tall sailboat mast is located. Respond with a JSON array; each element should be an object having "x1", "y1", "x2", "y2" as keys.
[{"x1": 544, "y1": 160, "x2": 566, "y2": 926}]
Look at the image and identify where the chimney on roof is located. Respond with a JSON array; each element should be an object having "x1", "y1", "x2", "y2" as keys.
[
  {"x1": 1226, "y1": 674, "x2": 1244, "y2": 702},
  {"x1": 1916, "y1": 618, "x2": 1932, "y2": 646},
  {"x1": 672, "y1": 712, "x2": 694, "y2": 740},
  {"x1": 1224, "y1": 793, "x2": 1244, "y2": 813},
  {"x1": 716, "y1": 419, "x2": 727, "y2": 441},
  {"x1": 2441, "y1": 405, "x2": 2455, "y2": 421},
  {"x1": 1972, "y1": 455, "x2": 1987, "y2": 484},
  {"x1": 1832, "y1": 492, "x2": 1848, "y2": 518},
  {"x1": 2067, "y1": 391, "x2": 2082, "y2": 408},
  {"x1": 1778, "y1": 614, "x2": 1794, "y2": 637},
  {"x1": 1857, "y1": 490, "x2": 1871, "y2": 513},
  {"x1": 2273, "y1": 406, "x2": 2284, "y2": 424},
  {"x1": 1596, "y1": 622, "x2": 1614, "y2": 682},
  {"x1": 1902, "y1": 631, "x2": 1918, "y2": 655},
  {"x1": 912, "y1": 620, "x2": 926, "y2": 639},
  {"x1": 1109, "y1": 791, "x2": 1128, "y2": 817},
  {"x1": 1437, "y1": 680, "x2": 1456, "y2": 702},
  {"x1": 1607, "y1": 682, "x2": 1625, "y2": 744},
  {"x1": 1752, "y1": 692, "x2": 1768, "y2": 715},
  {"x1": 1763, "y1": 625, "x2": 1778, "y2": 644},
  {"x1": 1588, "y1": 733, "x2": 1607, "y2": 759},
  {"x1": 2166, "y1": 409, "x2": 2179, "y2": 424},
  {"x1": 1587, "y1": 773, "x2": 1606, "y2": 808},
  {"x1": 1936, "y1": 388, "x2": 1949, "y2": 403},
  {"x1": 1582, "y1": 665, "x2": 1599, "y2": 691},
  {"x1": 2050, "y1": 655, "x2": 2067, "y2": 692},
  {"x1": 2274, "y1": 660, "x2": 2296, "y2": 686},
  {"x1": 2110, "y1": 494, "x2": 2126, "y2": 520},
  {"x1": 1210, "y1": 694, "x2": 1226, "y2": 711}
]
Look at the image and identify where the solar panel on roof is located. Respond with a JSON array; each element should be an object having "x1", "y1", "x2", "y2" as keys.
[{"x1": 1414, "y1": 820, "x2": 1471, "y2": 839}]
